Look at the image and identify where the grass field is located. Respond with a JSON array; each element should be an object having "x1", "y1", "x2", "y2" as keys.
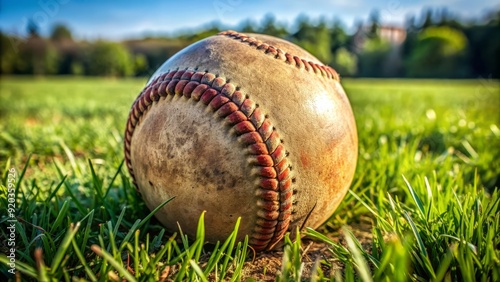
[{"x1": 0, "y1": 76, "x2": 499, "y2": 281}]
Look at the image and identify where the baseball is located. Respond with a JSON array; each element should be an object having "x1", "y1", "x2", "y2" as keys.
[{"x1": 124, "y1": 30, "x2": 358, "y2": 251}]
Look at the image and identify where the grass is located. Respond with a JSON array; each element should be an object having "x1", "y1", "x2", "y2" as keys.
[{"x1": 0, "y1": 76, "x2": 499, "y2": 281}]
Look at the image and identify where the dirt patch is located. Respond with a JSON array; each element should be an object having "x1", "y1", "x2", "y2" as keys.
[{"x1": 237, "y1": 218, "x2": 374, "y2": 281}]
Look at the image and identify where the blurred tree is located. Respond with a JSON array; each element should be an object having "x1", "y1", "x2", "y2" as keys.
[
  {"x1": 0, "y1": 33, "x2": 18, "y2": 74},
  {"x1": 239, "y1": 19, "x2": 257, "y2": 33},
  {"x1": 421, "y1": 9, "x2": 434, "y2": 29},
  {"x1": 313, "y1": 18, "x2": 332, "y2": 63},
  {"x1": 464, "y1": 12, "x2": 500, "y2": 78},
  {"x1": 436, "y1": 8, "x2": 463, "y2": 30},
  {"x1": 15, "y1": 36, "x2": 59, "y2": 75},
  {"x1": 49, "y1": 23, "x2": 81, "y2": 75},
  {"x1": 260, "y1": 14, "x2": 288, "y2": 38},
  {"x1": 368, "y1": 9, "x2": 380, "y2": 38},
  {"x1": 311, "y1": 19, "x2": 332, "y2": 64},
  {"x1": 50, "y1": 23, "x2": 72, "y2": 42},
  {"x1": 27, "y1": 19, "x2": 39, "y2": 37},
  {"x1": 87, "y1": 41, "x2": 134, "y2": 77},
  {"x1": 184, "y1": 22, "x2": 221, "y2": 43},
  {"x1": 487, "y1": 9, "x2": 500, "y2": 25},
  {"x1": 123, "y1": 38, "x2": 187, "y2": 75},
  {"x1": 405, "y1": 14, "x2": 418, "y2": 33},
  {"x1": 406, "y1": 26, "x2": 469, "y2": 78},
  {"x1": 436, "y1": 8, "x2": 449, "y2": 26},
  {"x1": 133, "y1": 53, "x2": 149, "y2": 76},
  {"x1": 357, "y1": 37, "x2": 391, "y2": 77},
  {"x1": 291, "y1": 15, "x2": 331, "y2": 63},
  {"x1": 292, "y1": 15, "x2": 314, "y2": 41},
  {"x1": 349, "y1": 20, "x2": 365, "y2": 53},
  {"x1": 55, "y1": 44, "x2": 82, "y2": 75},
  {"x1": 13, "y1": 18, "x2": 61, "y2": 75},
  {"x1": 329, "y1": 19, "x2": 349, "y2": 54},
  {"x1": 402, "y1": 14, "x2": 419, "y2": 76},
  {"x1": 42, "y1": 44, "x2": 59, "y2": 74},
  {"x1": 331, "y1": 47, "x2": 357, "y2": 76}
]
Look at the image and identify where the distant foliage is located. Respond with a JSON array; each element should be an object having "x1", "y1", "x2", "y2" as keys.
[
  {"x1": 332, "y1": 48, "x2": 357, "y2": 76},
  {"x1": 464, "y1": 24, "x2": 500, "y2": 78},
  {"x1": 259, "y1": 14, "x2": 288, "y2": 38},
  {"x1": 0, "y1": 7, "x2": 499, "y2": 78},
  {"x1": 357, "y1": 37, "x2": 391, "y2": 77},
  {"x1": 87, "y1": 41, "x2": 134, "y2": 77},
  {"x1": 19, "y1": 37, "x2": 59, "y2": 75},
  {"x1": 291, "y1": 17, "x2": 332, "y2": 64},
  {"x1": 406, "y1": 27, "x2": 468, "y2": 78},
  {"x1": 50, "y1": 24, "x2": 72, "y2": 42},
  {"x1": 133, "y1": 53, "x2": 149, "y2": 76},
  {"x1": 0, "y1": 33, "x2": 17, "y2": 74}
]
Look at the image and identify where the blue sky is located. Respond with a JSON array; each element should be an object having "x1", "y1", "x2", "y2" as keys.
[{"x1": 1, "y1": 0, "x2": 499, "y2": 40}]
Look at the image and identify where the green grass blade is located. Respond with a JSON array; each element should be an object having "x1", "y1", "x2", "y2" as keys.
[
  {"x1": 424, "y1": 177, "x2": 433, "y2": 221},
  {"x1": 439, "y1": 234, "x2": 477, "y2": 254},
  {"x1": 230, "y1": 235, "x2": 249, "y2": 282},
  {"x1": 202, "y1": 241, "x2": 221, "y2": 275},
  {"x1": 14, "y1": 154, "x2": 31, "y2": 191},
  {"x1": 134, "y1": 230, "x2": 140, "y2": 279},
  {"x1": 348, "y1": 189, "x2": 380, "y2": 217},
  {"x1": 119, "y1": 219, "x2": 141, "y2": 252},
  {"x1": 49, "y1": 200, "x2": 70, "y2": 233},
  {"x1": 343, "y1": 227, "x2": 373, "y2": 282},
  {"x1": 174, "y1": 238, "x2": 200, "y2": 282},
  {"x1": 403, "y1": 211, "x2": 436, "y2": 278},
  {"x1": 189, "y1": 260, "x2": 209, "y2": 282},
  {"x1": 91, "y1": 244, "x2": 137, "y2": 282},
  {"x1": 220, "y1": 217, "x2": 241, "y2": 280},
  {"x1": 137, "y1": 197, "x2": 175, "y2": 229},
  {"x1": 46, "y1": 175, "x2": 67, "y2": 202},
  {"x1": 433, "y1": 246, "x2": 454, "y2": 282},
  {"x1": 88, "y1": 159, "x2": 104, "y2": 203},
  {"x1": 150, "y1": 235, "x2": 175, "y2": 266},
  {"x1": 402, "y1": 211, "x2": 426, "y2": 256},
  {"x1": 113, "y1": 206, "x2": 127, "y2": 236},
  {"x1": 71, "y1": 237, "x2": 98, "y2": 281},
  {"x1": 53, "y1": 161, "x2": 87, "y2": 216},
  {"x1": 403, "y1": 175, "x2": 425, "y2": 218},
  {"x1": 194, "y1": 211, "x2": 206, "y2": 261},
  {"x1": 79, "y1": 209, "x2": 95, "y2": 254},
  {"x1": 50, "y1": 222, "x2": 81, "y2": 271},
  {"x1": 104, "y1": 160, "x2": 124, "y2": 199},
  {"x1": 60, "y1": 140, "x2": 81, "y2": 177}
]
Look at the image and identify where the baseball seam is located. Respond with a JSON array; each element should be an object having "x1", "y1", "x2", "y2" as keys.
[
  {"x1": 218, "y1": 30, "x2": 340, "y2": 81},
  {"x1": 124, "y1": 69, "x2": 294, "y2": 251}
]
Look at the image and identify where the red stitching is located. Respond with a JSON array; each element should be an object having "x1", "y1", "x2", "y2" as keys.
[
  {"x1": 218, "y1": 30, "x2": 340, "y2": 81},
  {"x1": 124, "y1": 69, "x2": 294, "y2": 250}
]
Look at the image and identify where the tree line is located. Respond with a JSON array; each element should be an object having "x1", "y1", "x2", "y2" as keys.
[{"x1": 1, "y1": 7, "x2": 499, "y2": 78}]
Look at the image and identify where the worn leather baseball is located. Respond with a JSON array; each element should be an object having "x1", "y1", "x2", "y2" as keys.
[{"x1": 124, "y1": 30, "x2": 358, "y2": 251}]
